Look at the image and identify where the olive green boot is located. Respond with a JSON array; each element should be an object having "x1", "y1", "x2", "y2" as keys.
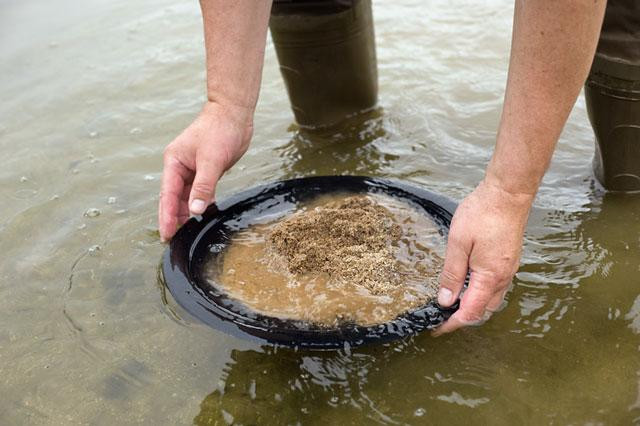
[
  {"x1": 269, "y1": 0, "x2": 378, "y2": 128},
  {"x1": 585, "y1": 62, "x2": 640, "y2": 192}
]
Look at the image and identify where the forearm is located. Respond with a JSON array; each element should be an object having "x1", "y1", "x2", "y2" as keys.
[
  {"x1": 487, "y1": 0, "x2": 607, "y2": 195},
  {"x1": 200, "y1": 0, "x2": 273, "y2": 115}
]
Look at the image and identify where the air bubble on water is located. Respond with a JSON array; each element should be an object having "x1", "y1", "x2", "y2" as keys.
[
  {"x1": 51, "y1": 194, "x2": 59, "y2": 200},
  {"x1": 130, "y1": 127, "x2": 142, "y2": 135},
  {"x1": 144, "y1": 175, "x2": 154, "y2": 181},
  {"x1": 210, "y1": 243, "x2": 225, "y2": 253},
  {"x1": 72, "y1": 169, "x2": 79, "y2": 175},
  {"x1": 221, "y1": 411, "x2": 234, "y2": 425},
  {"x1": 238, "y1": 165, "x2": 246, "y2": 171},
  {"x1": 78, "y1": 224, "x2": 87, "y2": 230},
  {"x1": 89, "y1": 131, "x2": 98, "y2": 138},
  {"x1": 90, "y1": 158, "x2": 99, "y2": 164},
  {"x1": 89, "y1": 312, "x2": 96, "y2": 317},
  {"x1": 84, "y1": 208, "x2": 101, "y2": 218},
  {"x1": 343, "y1": 341, "x2": 352, "y2": 356},
  {"x1": 88, "y1": 245, "x2": 101, "y2": 254},
  {"x1": 20, "y1": 176, "x2": 28, "y2": 183},
  {"x1": 107, "y1": 196, "x2": 117, "y2": 205},
  {"x1": 330, "y1": 396, "x2": 339, "y2": 404},
  {"x1": 414, "y1": 408, "x2": 426, "y2": 417},
  {"x1": 115, "y1": 209, "x2": 126, "y2": 215}
]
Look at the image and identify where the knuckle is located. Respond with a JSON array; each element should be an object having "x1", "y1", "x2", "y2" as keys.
[
  {"x1": 446, "y1": 231, "x2": 465, "y2": 248},
  {"x1": 477, "y1": 269, "x2": 512, "y2": 288},
  {"x1": 191, "y1": 181, "x2": 214, "y2": 196},
  {"x1": 459, "y1": 310, "x2": 483, "y2": 325},
  {"x1": 440, "y1": 268, "x2": 463, "y2": 287},
  {"x1": 163, "y1": 145, "x2": 175, "y2": 160},
  {"x1": 494, "y1": 268, "x2": 515, "y2": 285}
]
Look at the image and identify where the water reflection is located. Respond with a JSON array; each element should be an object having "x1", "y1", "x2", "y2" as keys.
[
  {"x1": 4, "y1": 0, "x2": 640, "y2": 421},
  {"x1": 516, "y1": 186, "x2": 640, "y2": 337},
  {"x1": 277, "y1": 107, "x2": 400, "y2": 178},
  {"x1": 192, "y1": 336, "x2": 499, "y2": 425}
]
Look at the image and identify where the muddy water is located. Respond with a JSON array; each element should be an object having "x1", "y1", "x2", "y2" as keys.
[
  {"x1": 209, "y1": 193, "x2": 444, "y2": 326},
  {"x1": 1, "y1": 0, "x2": 639, "y2": 424}
]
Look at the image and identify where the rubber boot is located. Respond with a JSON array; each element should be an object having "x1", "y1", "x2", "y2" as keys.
[
  {"x1": 269, "y1": 0, "x2": 378, "y2": 129},
  {"x1": 585, "y1": 61, "x2": 640, "y2": 192}
]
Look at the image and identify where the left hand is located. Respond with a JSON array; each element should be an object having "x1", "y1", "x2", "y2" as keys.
[{"x1": 432, "y1": 178, "x2": 534, "y2": 336}]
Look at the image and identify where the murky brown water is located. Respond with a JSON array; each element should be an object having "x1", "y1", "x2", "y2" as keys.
[
  {"x1": 1, "y1": 0, "x2": 639, "y2": 424},
  {"x1": 209, "y1": 193, "x2": 444, "y2": 326}
]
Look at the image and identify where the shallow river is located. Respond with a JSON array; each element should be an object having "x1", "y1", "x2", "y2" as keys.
[{"x1": 2, "y1": 0, "x2": 640, "y2": 424}]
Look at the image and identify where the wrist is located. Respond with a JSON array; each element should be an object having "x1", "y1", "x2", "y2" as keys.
[
  {"x1": 477, "y1": 176, "x2": 536, "y2": 213},
  {"x1": 200, "y1": 100, "x2": 255, "y2": 141},
  {"x1": 484, "y1": 154, "x2": 545, "y2": 198},
  {"x1": 202, "y1": 99, "x2": 254, "y2": 124}
]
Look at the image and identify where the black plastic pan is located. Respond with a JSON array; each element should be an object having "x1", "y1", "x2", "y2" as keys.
[{"x1": 161, "y1": 175, "x2": 460, "y2": 349}]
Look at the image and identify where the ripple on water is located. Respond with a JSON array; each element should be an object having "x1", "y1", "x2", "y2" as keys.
[
  {"x1": 84, "y1": 208, "x2": 101, "y2": 218},
  {"x1": 2, "y1": 0, "x2": 640, "y2": 424}
]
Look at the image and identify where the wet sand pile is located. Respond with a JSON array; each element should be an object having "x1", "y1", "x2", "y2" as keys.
[
  {"x1": 267, "y1": 196, "x2": 403, "y2": 295},
  {"x1": 208, "y1": 193, "x2": 445, "y2": 326}
]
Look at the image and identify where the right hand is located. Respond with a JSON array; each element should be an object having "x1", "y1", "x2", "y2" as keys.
[
  {"x1": 431, "y1": 179, "x2": 532, "y2": 336},
  {"x1": 159, "y1": 101, "x2": 254, "y2": 242}
]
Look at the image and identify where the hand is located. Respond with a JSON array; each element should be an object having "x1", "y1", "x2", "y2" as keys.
[
  {"x1": 432, "y1": 179, "x2": 534, "y2": 336},
  {"x1": 159, "y1": 101, "x2": 254, "y2": 241}
]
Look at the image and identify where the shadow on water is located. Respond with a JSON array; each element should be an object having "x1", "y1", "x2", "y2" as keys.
[{"x1": 276, "y1": 107, "x2": 400, "y2": 179}]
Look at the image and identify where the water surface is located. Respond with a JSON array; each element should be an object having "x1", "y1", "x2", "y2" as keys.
[{"x1": 1, "y1": 0, "x2": 639, "y2": 424}]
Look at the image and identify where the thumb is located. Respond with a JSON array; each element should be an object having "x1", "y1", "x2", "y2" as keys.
[
  {"x1": 438, "y1": 231, "x2": 471, "y2": 308},
  {"x1": 188, "y1": 157, "x2": 225, "y2": 215}
]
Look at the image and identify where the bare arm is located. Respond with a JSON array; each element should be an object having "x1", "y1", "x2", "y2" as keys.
[
  {"x1": 488, "y1": 0, "x2": 607, "y2": 193},
  {"x1": 201, "y1": 0, "x2": 272, "y2": 110},
  {"x1": 435, "y1": 0, "x2": 606, "y2": 335},
  {"x1": 159, "y1": 0, "x2": 272, "y2": 241}
]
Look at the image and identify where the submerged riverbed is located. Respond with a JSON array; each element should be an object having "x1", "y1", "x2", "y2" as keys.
[{"x1": 1, "y1": 0, "x2": 639, "y2": 424}]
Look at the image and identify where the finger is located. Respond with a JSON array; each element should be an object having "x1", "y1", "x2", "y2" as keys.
[
  {"x1": 170, "y1": 187, "x2": 193, "y2": 233},
  {"x1": 431, "y1": 311, "x2": 468, "y2": 337},
  {"x1": 188, "y1": 157, "x2": 225, "y2": 215},
  {"x1": 487, "y1": 287, "x2": 509, "y2": 312},
  {"x1": 432, "y1": 309, "x2": 493, "y2": 337},
  {"x1": 433, "y1": 271, "x2": 498, "y2": 336},
  {"x1": 438, "y1": 229, "x2": 471, "y2": 307},
  {"x1": 159, "y1": 156, "x2": 191, "y2": 241},
  {"x1": 177, "y1": 184, "x2": 191, "y2": 217},
  {"x1": 177, "y1": 201, "x2": 190, "y2": 220},
  {"x1": 176, "y1": 198, "x2": 190, "y2": 228}
]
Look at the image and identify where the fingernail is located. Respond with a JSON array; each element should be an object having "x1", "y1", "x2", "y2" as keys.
[
  {"x1": 438, "y1": 287, "x2": 453, "y2": 306},
  {"x1": 191, "y1": 199, "x2": 206, "y2": 214}
]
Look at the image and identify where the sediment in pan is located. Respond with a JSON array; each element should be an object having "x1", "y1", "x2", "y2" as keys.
[{"x1": 208, "y1": 193, "x2": 445, "y2": 327}]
